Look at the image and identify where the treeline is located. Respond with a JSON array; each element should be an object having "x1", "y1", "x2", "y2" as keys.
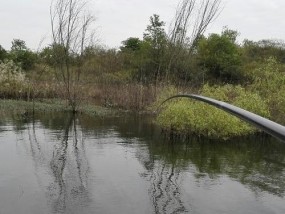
[
  {"x1": 1, "y1": 17, "x2": 285, "y2": 87},
  {"x1": 1, "y1": 2, "x2": 285, "y2": 115},
  {"x1": 0, "y1": 39, "x2": 37, "y2": 70}
]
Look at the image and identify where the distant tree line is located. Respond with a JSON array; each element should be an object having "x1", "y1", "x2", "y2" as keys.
[{"x1": 0, "y1": 39, "x2": 37, "y2": 70}]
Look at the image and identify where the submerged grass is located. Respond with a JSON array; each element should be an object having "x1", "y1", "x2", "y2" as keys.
[
  {"x1": 0, "y1": 99, "x2": 114, "y2": 117},
  {"x1": 0, "y1": 99, "x2": 65, "y2": 113}
]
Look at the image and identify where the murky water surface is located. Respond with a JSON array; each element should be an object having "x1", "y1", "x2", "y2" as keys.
[{"x1": 0, "y1": 112, "x2": 285, "y2": 214}]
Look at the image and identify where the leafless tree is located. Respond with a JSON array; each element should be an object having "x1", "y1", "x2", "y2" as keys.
[
  {"x1": 166, "y1": 0, "x2": 222, "y2": 80},
  {"x1": 169, "y1": 0, "x2": 221, "y2": 49},
  {"x1": 50, "y1": 0, "x2": 95, "y2": 112}
]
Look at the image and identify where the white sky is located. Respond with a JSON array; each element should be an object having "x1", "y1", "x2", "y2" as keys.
[{"x1": 0, "y1": 0, "x2": 285, "y2": 51}]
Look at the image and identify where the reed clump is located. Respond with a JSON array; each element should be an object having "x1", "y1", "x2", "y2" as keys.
[{"x1": 0, "y1": 60, "x2": 28, "y2": 99}]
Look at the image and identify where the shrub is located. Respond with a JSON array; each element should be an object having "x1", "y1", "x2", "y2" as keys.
[
  {"x1": 248, "y1": 57, "x2": 285, "y2": 120},
  {"x1": 156, "y1": 84, "x2": 270, "y2": 139},
  {"x1": 0, "y1": 60, "x2": 28, "y2": 98}
]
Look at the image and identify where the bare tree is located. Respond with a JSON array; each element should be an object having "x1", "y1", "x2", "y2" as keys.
[
  {"x1": 169, "y1": 0, "x2": 222, "y2": 49},
  {"x1": 166, "y1": 0, "x2": 222, "y2": 81},
  {"x1": 50, "y1": 0, "x2": 95, "y2": 112}
]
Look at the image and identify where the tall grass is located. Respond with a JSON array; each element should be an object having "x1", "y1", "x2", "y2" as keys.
[
  {"x1": 90, "y1": 83, "x2": 158, "y2": 111},
  {"x1": 0, "y1": 60, "x2": 28, "y2": 99},
  {"x1": 248, "y1": 57, "x2": 285, "y2": 123}
]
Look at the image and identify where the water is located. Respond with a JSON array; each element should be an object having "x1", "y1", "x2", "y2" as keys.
[{"x1": 0, "y1": 111, "x2": 285, "y2": 214}]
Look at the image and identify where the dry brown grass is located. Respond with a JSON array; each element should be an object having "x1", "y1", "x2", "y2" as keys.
[{"x1": 86, "y1": 83, "x2": 158, "y2": 111}]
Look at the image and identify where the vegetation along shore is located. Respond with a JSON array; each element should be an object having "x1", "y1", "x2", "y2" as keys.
[{"x1": 1, "y1": 0, "x2": 285, "y2": 139}]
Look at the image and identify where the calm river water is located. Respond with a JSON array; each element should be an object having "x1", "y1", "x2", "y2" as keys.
[{"x1": 0, "y1": 112, "x2": 285, "y2": 214}]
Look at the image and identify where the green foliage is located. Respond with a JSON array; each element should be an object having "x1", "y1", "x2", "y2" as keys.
[
  {"x1": 100, "y1": 69, "x2": 133, "y2": 84},
  {"x1": 11, "y1": 39, "x2": 27, "y2": 51},
  {"x1": 9, "y1": 39, "x2": 37, "y2": 70},
  {"x1": 143, "y1": 14, "x2": 167, "y2": 50},
  {"x1": 120, "y1": 37, "x2": 142, "y2": 52},
  {"x1": 156, "y1": 84, "x2": 270, "y2": 139},
  {"x1": 3, "y1": 8, "x2": 285, "y2": 127},
  {"x1": 149, "y1": 85, "x2": 179, "y2": 110},
  {"x1": 249, "y1": 57, "x2": 285, "y2": 120},
  {"x1": 242, "y1": 39, "x2": 285, "y2": 63},
  {"x1": 197, "y1": 28, "x2": 242, "y2": 82},
  {"x1": 0, "y1": 45, "x2": 7, "y2": 61},
  {"x1": 119, "y1": 41, "x2": 146, "y2": 77},
  {"x1": 202, "y1": 84, "x2": 270, "y2": 117},
  {"x1": 82, "y1": 46, "x2": 124, "y2": 77},
  {"x1": 138, "y1": 14, "x2": 167, "y2": 82},
  {"x1": 0, "y1": 99, "x2": 112, "y2": 117},
  {"x1": 118, "y1": 18, "x2": 168, "y2": 83},
  {"x1": 39, "y1": 43, "x2": 68, "y2": 66}
]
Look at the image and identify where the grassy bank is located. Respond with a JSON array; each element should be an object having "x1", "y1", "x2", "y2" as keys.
[
  {"x1": 155, "y1": 84, "x2": 271, "y2": 139},
  {"x1": 1, "y1": 53, "x2": 285, "y2": 140},
  {"x1": 154, "y1": 57, "x2": 285, "y2": 140},
  {"x1": 0, "y1": 99, "x2": 114, "y2": 117}
]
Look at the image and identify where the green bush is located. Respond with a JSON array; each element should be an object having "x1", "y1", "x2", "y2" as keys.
[
  {"x1": 156, "y1": 84, "x2": 270, "y2": 139},
  {"x1": 197, "y1": 29, "x2": 242, "y2": 82},
  {"x1": 247, "y1": 57, "x2": 285, "y2": 121}
]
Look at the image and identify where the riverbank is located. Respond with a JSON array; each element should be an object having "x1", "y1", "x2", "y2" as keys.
[
  {"x1": 1, "y1": 57, "x2": 285, "y2": 140},
  {"x1": 155, "y1": 84, "x2": 272, "y2": 139},
  {"x1": 1, "y1": 78, "x2": 284, "y2": 141},
  {"x1": 0, "y1": 99, "x2": 115, "y2": 117}
]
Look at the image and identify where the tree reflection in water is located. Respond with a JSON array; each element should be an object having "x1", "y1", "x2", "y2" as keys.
[
  {"x1": 148, "y1": 163, "x2": 187, "y2": 214},
  {"x1": 135, "y1": 141, "x2": 189, "y2": 213},
  {"x1": 95, "y1": 114, "x2": 285, "y2": 213},
  {"x1": 139, "y1": 134, "x2": 285, "y2": 202},
  {"x1": 27, "y1": 113, "x2": 90, "y2": 214},
  {"x1": 6, "y1": 112, "x2": 285, "y2": 214}
]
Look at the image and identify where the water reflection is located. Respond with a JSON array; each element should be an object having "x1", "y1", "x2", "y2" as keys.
[
  {"x1": 42, "y1": 114, "x2": 285, "y2": 212},
  {"x1": 26, "y1": 113, "x2": 90, "y2": 214},
  {"x1": 147, "y1": 163, "x2": 186, "y2": 213},
  {"x1": 0, "y1": 112, "x2": 285, "y2": 214},
  {"x1": 77, "y1": 115, "x2": 188, "y2": 213},
  {"x1": 147, "y1": 136, "x2": 285, "y2": 197}
]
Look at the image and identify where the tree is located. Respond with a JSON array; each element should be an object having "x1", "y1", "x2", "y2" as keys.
[
  {"x1": 166, "y1": 0, "x2": 222, "y2": 81},
  {"x1": 197, "y1": 28, "x2": 242, "y2": 82},
  {"x1": 0, "y1": 45, "x2": 7, "y2": 61},
  {"x1": 9, "y1": 39, "x2": 37, "y2": 70},
  {"x1": 50, "y1": 0, "x2": 95, "y2": 111},
  {"x1": 242, "y1": 39, "x2": 285, "y2": 63},
  {"x1": 120, "y1": 37, "x2": 142, "y2": 52},
  {"x1": 169, "y1": 0, "x2": 222, "y2": 49},
  {"x1": 142, "y1": 14, "x2": 167, "y2": 83},
  {"x1": 144, "y1": 14, "x2": 167, "y2": 51},
  {"x1": 11, "y1": 39, "x2": 27, "y2": 51}
]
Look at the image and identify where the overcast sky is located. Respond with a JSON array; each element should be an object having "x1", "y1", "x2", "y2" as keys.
[{"x1": 1, "y1": 0, "x2": 285, "y2": 50}]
